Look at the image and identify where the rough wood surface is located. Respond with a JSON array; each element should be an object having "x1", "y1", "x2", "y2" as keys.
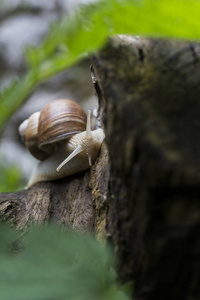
[
  {"x1": 91, "y1": 36, "x2": 200, "y2": 300},
  {"x1": 1, "y1": 35, "x2": 200, "y2": 299},
  {"x1": 0, "y1": 143, "x2": 109, "y2": 233}
]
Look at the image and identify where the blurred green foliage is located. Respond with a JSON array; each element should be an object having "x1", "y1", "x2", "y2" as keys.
[
  {"x1": 0, "y1": 157, "x2": 25, "y2": 192},
  {"x1": 1, "y1": 0, "x2": 200, "y2": 129},
  {"x1": 0, "y1": 223, "x2": 131, "y2": 300},
  {"x1": 1, "y1": 0, "x2": 200, "y2": 191}
]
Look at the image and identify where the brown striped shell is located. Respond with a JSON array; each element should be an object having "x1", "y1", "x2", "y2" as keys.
[{"x1": 18, "y1": 99, "x2": 87, "y2": 161}]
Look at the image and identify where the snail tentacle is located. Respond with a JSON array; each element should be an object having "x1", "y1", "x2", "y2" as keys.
[
  {"x1": 56, "y1": 110, "x2": 94, "y2": 172},
  {"x1": 56, "y1": 144, "x2": 83, "y2": 172}
]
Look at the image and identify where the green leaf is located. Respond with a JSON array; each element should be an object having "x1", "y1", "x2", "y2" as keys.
[
  {"x1": 25, "y1": 0, "x2": 200, "y2": 69},
  {"x1": 1, "y1": 0, "x2": 200, "y2": 129},
  {"x1": 0, "y1": 71, "x2": 38, "y2": 129},
  {"x1": 0, "y1": 224, "x2": 130, "y2": 300}
]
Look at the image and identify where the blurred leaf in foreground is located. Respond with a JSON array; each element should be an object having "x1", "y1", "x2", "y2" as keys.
[{"x1": 0, "y1": 223, "x2": 130, "y2": 300}]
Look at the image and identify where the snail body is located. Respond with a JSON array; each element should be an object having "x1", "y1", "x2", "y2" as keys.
[{"x1": 19, "y1": 99, "x2": 105, "y2": 187}]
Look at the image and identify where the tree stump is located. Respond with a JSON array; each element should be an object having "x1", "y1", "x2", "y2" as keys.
[{"x1": 1, "y1": 35, "x2": 200, "y2": 299}]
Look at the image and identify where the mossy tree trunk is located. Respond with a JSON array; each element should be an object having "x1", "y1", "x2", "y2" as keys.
[{"x1": 1, "y1": 35, "x2": 200, "y2": 299}]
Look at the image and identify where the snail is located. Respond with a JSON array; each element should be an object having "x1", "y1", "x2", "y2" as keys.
[{"x1": 19, "y1": 99, "x2": 105, "y2": 187}]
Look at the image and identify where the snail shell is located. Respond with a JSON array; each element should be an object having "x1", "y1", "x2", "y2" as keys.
[
  {"x1": 19, "y1": 111, "x2": 47, "y2": 160},
  {"x1": 38, "y1": 99, "x2": 87, "y2": 148},
  {"x1": 19, "y1": 99, "x2": 105, "y2": 187},
  {"x1": 19, "y1": 99, "x2": 87, "y2": 160}
]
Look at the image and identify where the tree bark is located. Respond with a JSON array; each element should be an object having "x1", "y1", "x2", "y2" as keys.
[
  {"x1": 91, "y1": 36, "x2": 200, "y2": 300},
  {"x1": 1, "y1": 35, "x2": 200, "y2": 299},
  {"x1": 0, "y1": 143, "x2": 109, "y2": 233}
]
